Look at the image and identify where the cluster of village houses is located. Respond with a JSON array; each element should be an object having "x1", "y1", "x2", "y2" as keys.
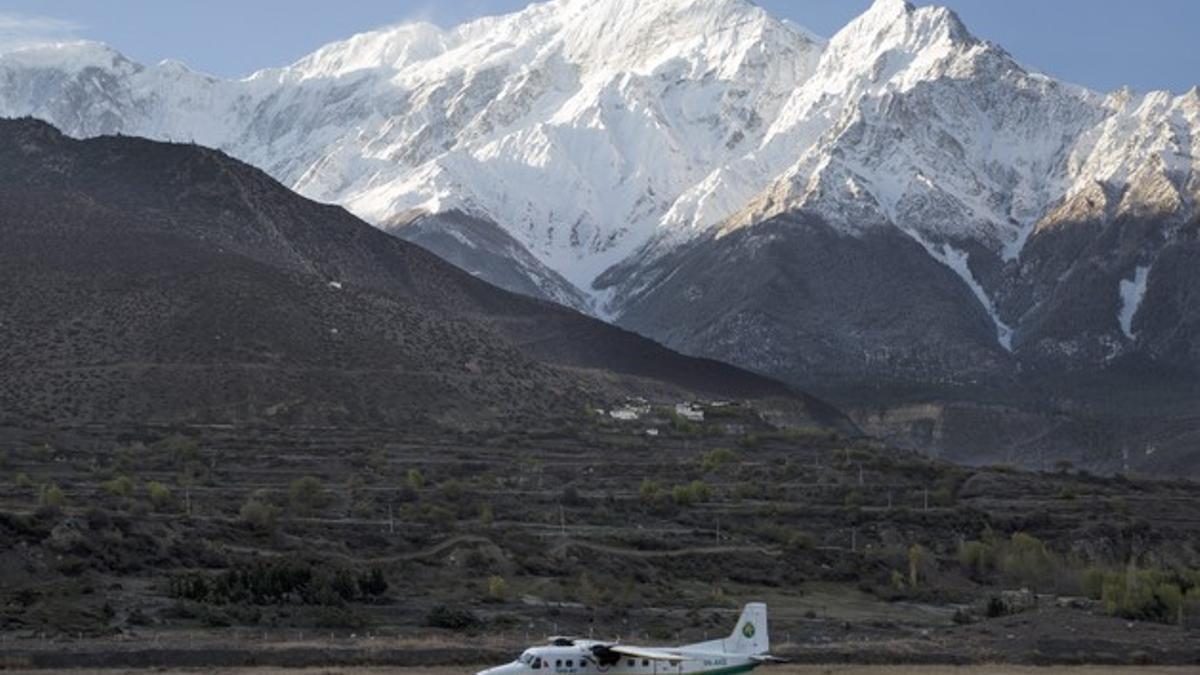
[{"x1": 594, "y1": 398, "x2": 730, "y2": 436}]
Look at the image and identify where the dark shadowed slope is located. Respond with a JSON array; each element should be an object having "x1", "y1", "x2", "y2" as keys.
[{"x1": 0, "y1": 118, "x2": 844, "y2": 430}]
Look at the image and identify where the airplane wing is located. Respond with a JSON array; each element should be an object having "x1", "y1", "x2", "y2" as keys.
[{"x1": 607, "y1": 645, "x2": 687, "y2": 663}]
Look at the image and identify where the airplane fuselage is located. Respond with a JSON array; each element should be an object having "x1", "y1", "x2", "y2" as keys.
[{"x1": 477, "y1": 646, "x2": 759, "y2": 675}]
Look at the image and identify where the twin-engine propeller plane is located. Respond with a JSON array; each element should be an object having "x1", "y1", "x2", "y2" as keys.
[{"x1": 478, "y1": 603, "x2": 782, "y2": 675}]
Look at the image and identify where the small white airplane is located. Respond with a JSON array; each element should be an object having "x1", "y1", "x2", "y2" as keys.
[{"x1": 477, "y1": 603, "x2": 782, "y2": 675}]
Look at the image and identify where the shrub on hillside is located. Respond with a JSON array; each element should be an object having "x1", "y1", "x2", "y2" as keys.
[
  {"x1": 700, "y1": 447, "x2": 737, "y2": 473},
  {"x1": 39, "y1": 483, "x2": 65, "y2": 508},
  {"x1": 169, "y1": 560, "x2": 389, "y2": 606},
  {"x1": 425, "y1": 605, "x2": 480, "y2": 631},
  {"x1": 288, "y1": 476, "x2": 332, "y2": 515},
  {"x1": 957, "y1": 530, "x2": 1068, "y2": 592},
  {"x1": 671, "y1": 480, "x2": 711, "y2": 507},
  {"x1": 102, "y1": 475, "x2": 135, "y2": 498},
  {"x1": 146, "y1": 481, "x2": 173, "y2": 512},
  {"x1": 1089, "y1": 567, "x2": 1200, "y2": 625},
  {"x1": 239, "y1": 490, "x2": 281, "y2": 531}
]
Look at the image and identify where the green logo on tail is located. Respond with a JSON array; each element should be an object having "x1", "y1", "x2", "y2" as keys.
[{"x1": 742, "y1": 622, "x2": 755, "y2": 639}]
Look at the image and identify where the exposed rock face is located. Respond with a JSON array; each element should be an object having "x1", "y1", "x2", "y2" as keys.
[
  {"x1": 613, "y1": 213, "x2": 1014, "y2": 388},
  {"x1": 385, "y1": 210, "x2": 592, "y2": 313}
]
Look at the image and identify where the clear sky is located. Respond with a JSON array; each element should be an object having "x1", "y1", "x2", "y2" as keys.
[{"x1": 1, "y1": 0, "x2": 1197, "y2": 93}]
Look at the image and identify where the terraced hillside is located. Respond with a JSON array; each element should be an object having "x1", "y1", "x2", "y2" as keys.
[{"x1": 1, "y1": 408, "x2": 1197, "y2": 666}]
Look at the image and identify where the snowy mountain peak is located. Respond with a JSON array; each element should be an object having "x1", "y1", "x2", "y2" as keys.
[
  {"x1": 1, "y1": 0, "x2": 1197, "y2": 326},
  {"x1": 829, "y1": 0, "x2": 974, "y2": 71},
  {"x1": 547, "y1": 0, "x2": 788, "y2": 74},
  {"x1": 0, "y1": 40, "x2": 136, "y2": 74},
  {"x1": 855, "y1": 0, "x2": 915, "y2": 28},
  {"x1": 859, "y1": 0, "x2": 970, "y2": 39},
  {"x1": 280, "y1": 22, "x2": 452, "y2": 81}
]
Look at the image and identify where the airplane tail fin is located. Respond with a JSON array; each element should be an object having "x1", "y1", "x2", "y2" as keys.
[
  {"x1": 726, "y1": 603, "x2": 768, "y2": 655},
  {"x1": 680, "y1": 603, "x2": 769, "y2": 655}
]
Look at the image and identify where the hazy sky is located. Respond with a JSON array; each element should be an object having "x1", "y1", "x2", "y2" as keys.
[{"x1": 1, "y1": 0, "x2": 1197, "y2": 93}]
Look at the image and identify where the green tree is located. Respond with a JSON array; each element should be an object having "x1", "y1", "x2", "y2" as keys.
[
  {"x1": 639, "y1": 478, "x2": 660, "y2": 502},
  {"x1": 406, "y1": 468, "x2": 425, "y2": 492},
  {"x1": 1157, "y1": 583, "x2": 1184, "y2": 626},
  {"x1": 487, "y1": 575, "x2": 509, "y2": 602},
  {"x1": 289, "y1": 476, "x2": 331, "y2": 515},
  {"x1": 958, "y1": 540, "x2": 993, "y2": 577},
  {"x1": 908, "y1": 544, "x2": 926, "y2": 588},
  {"x1": 39, "y1": 483, "x2": 65, "y2": 508},
  {"x1": 146, "y1": 481, "x2": 173, "y2": 512},
  {"x1": 358, "y1": 567, "x2": 388, "y2": 598},
  {"x1": 671, "y1": 480, "x2": 711, "y2": 507},
  {"x1": 700, "y1": 447, "x2": 737, "y2": 473},
  {"x1": 156, "y1": 434, "x2": 200, "y2": 468},
  {"x1": 240, "y1": 489, "x2": 281, "y2": 530},
  {"x1": 367, "y1": 448, "x2": 388, "y2": 474},
  {"x1": 1081, "y1": 566, "x2": 1107, "y2": 599}
]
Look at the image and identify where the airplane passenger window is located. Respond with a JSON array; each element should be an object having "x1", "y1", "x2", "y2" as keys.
[
  {"x1": 555, "y1": 660, "x2": 562, "y2": 667},
  {"x1": 566, "y1": 660, "x2": 573, "y2": 666},
  {"x1": 642, "y1": 659, "x2": 649, "y2": 666},
  {"x1": 627, "y1": 659, "x2": 635, "y2": 666}
]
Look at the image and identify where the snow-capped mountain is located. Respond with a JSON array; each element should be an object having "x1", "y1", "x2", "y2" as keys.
[
  {"x1": 0, "y1": 0, "x2": 823, "y2": 306},
  {"x1": 2, "y1": 0, "x2": 1198, "y2": 394}
]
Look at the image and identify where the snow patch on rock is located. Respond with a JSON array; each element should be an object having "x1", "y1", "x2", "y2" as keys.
[
  {"x1": 1118, "y1": 265, "x2": 1151, "y2": 339},
  {"x1": 908, "y1": 232, "x2": 1014, "y2": 351}
]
